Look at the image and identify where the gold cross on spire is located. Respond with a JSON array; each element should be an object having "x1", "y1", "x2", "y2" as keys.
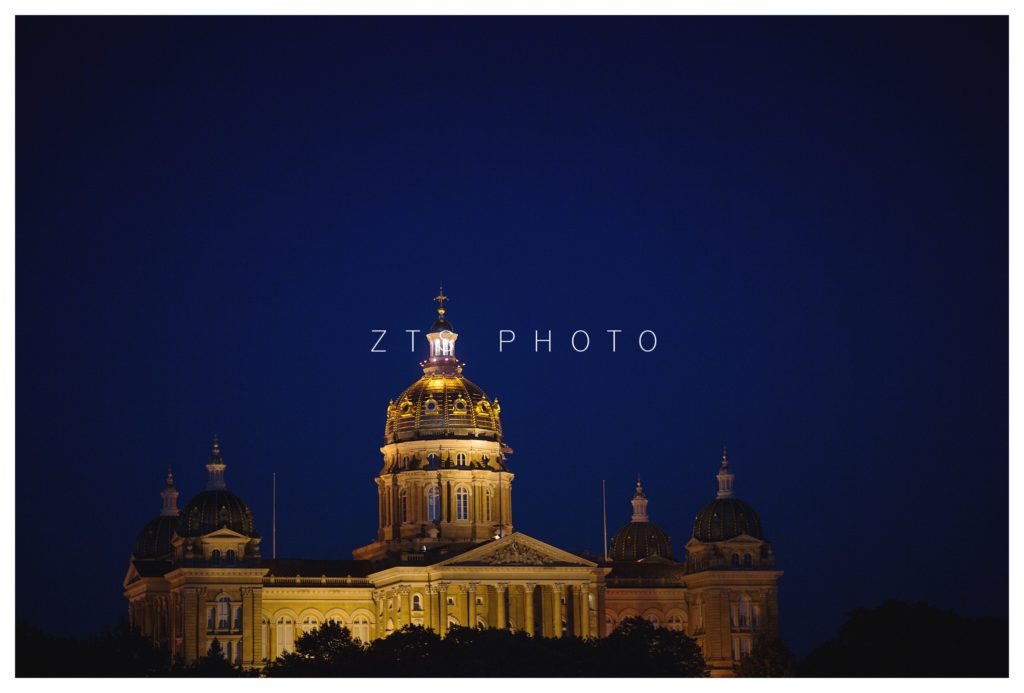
[{"x1": 434, "y1": 286, "x2": 448, "y2": 316}]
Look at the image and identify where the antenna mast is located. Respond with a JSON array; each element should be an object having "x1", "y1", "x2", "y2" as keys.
[
  {"x1": 602, "y1": 479, "x2": 609, "y2": 561},
  {"x1": 272, "y1": 472, "x2": 277, "y2": 559}
]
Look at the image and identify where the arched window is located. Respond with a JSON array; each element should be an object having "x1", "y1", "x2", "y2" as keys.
[
  {"x1": 399, "y1": 490, "x2": 408, "y2": 523},
  {"x1": 743, "y1": 553, "x2": 752, "y2": 568},
  {"x1": 667, "y1": 613, "x2": 685, "y2": 631},
  {"x1": 456, "y1": 452, "x2": 466, "y2": 466},
  {"x1": 226, "y1": 549, "x2": 236, "y2": 563},
  {"x1": 352, "y1": 616, "x2": 370, "y2": 643},
  {"x1": 233, "y1": 605, "x2": 242, "y2": 630},
  {"x1": 426, "y1": 486, "x2": 440, "y2": 522},
  {"x1": 731, "y1": 553, "x2": 740, "y2": 568},
  {"x1": 217, "y1": 597, "x2": 231, "y2": 629},
  {"x1": 302, "y1": 616, "x2": 319, "y2": 634},
  {"x1": 276, "y1": 616, "x2": 295, "y2": 656},
  {"x1": 456, "y1": 487, "x2": 469, "y2": 520},
  {"x1": 261, "y1": 618, "x2": 269, "y2": 661},
  {"x1": 646, "y1": 613, "x2": 660, "y2": 628},
  {"x1": 412, "y1": 594, "x2": 422, "y2": 612},
  {"x1": 484, "y1": 489, "x2": 493, "y2": 521},
  {"x1": 752, "y1": 605, "x2": 762, "y2": 629},
  {"x1": 211, "y1": 549, "x2": 221, "y2": 562}
]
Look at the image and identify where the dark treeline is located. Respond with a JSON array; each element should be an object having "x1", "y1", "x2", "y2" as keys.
[
  {"x1": 16, "y1": 601, "x2": 1007, "y2": 677},
  {"x1": 16, "y1": 616, "x2": 708, "y2": 677},
  {"x1": 798, "y1": 600, "x2": 1008, "y2": 677}
]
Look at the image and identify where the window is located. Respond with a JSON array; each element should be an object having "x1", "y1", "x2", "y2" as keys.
[
  {"x1": 233, "y1": 606, "x2": 242, "y2": 630},
  {"x1": 427, "y1": 487, "x2": 440, "y2": 522},
  {"x1": 226, "y1": 549, "x2": 236, "y2": 563},
  {"x1": 646, "y1": 614, "x2": 660, "y2": 628},
  {"x1": 456, "y1": 452, "x2": 466, "y2": 466},
  {"x1": 425, "y1": 399, "x2": 438, "y2": 413},
  {"x1": 217, "y1": 597, "x2": 231, "y2": 629},
  {"x1": 212, "y1": 549, "x2": 221, "y2": 562},
  {"x1": 412, "y1": 594, "x2": 422, "y2": 612},
  {"x1": 456, "y1": 487, "x2": 469, "y2": 520},
  {"x1": 276, "y1": 616, "x2": 294, "y2": 656},
  {"x1": 743, "y1": 553, "x2": 752, "y2": 568},
  {"x1": 454, "y1": 399, "x2": 467, "y2": 412},
  {"x1": 667, "y1": 613, "x2": 685, "y2": 631},
  {"x1": 731, "y1": 553, "x2": 740, "y2": 568},
  {"x1": 302, "y1": 616, "x2": 319, "y2": 634},
  {"x1": 752, "y1": 605, "x2": 761, "y2": 629},
  {"x1": 207, "y1": 607, "x2": 215, "y2": 630},
  {"x1": 328, "y1": 614, "x2": 345, "y2": 626},
  {"x1": 737, "y1": 595, "x2": 751, "y2": 628},
  {"x1": 399, "y1": 490, "x2": 408, "y2": 523},
  {"x1": 352, "y1": 616, "x2": 370, "y2": 643},
  {"x1": 484, "y1": 489, "x2": 492, "y2": 521}
]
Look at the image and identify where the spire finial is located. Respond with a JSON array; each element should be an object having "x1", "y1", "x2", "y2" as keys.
[
  {"x1": 434, "y1": 286, "x2": 448, "y2": 317},
  {"x1": 630, "y1": 476, "x2": 649, "y2": 522},
  {"x1": 206, "y1": 435, "x2": 227, "y2": 490},
  {"x1": 716, "y1": 446, "x2": 735, "y2": 499},
  {"x1": 160, "y1": 466, "x2": 179, "y2": 516}
]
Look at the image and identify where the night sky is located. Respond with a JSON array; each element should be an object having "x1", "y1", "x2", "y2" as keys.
[{"x1": 16, "y1": 16, "x2": 1007, "y2": 657}]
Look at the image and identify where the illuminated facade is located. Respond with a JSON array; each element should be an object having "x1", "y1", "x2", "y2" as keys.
[{"x1": 124, "y1": 293, "x2": 782, "y2": 676}]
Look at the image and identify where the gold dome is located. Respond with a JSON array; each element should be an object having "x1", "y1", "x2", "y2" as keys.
[
  {"x1": 384, "y1": 373, "x2": 503, "y2": 444},
  {"x1": 383, "y1": 290, "x2": 504, "y2": 445}
]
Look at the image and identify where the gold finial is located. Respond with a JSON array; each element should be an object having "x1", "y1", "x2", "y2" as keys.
[
  {"x1": 721, "y1": 444, "x2": 729, "y2": 468},
  {"x1": 434, "y1": 286, "x2": 448, "y2": 317}
]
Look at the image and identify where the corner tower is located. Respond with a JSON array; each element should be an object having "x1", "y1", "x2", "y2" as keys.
[{"x1": 354, "y1": 290, "x2": 514, "y2": 560}]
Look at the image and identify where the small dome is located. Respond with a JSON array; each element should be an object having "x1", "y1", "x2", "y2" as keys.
[
  {"x1": 178, "y1": 489, "x2": 257, "y2": 538},
  {"x1": 692, "y1": 498, "x2": 764, "y2": 542},
  {"x1": 431, "y1": 317, "x2": 454, "y2": 332},
  {"x1": 610, "y1": 522, "x2": 673, "y2": 561},
  {"x1": 133, "y1": 515, "x2": 178, "y2": 559}
]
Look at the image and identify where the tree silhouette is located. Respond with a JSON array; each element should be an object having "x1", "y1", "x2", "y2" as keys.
[{"x1": 736, "y1": 621, "x2": 795, "y2": 677}]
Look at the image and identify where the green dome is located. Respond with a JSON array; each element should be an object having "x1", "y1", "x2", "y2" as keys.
[
  {"x1": 178, "y1": 489, "x2": 256, "y2": 538},
  {"x1": 610, "y1": 521, "x2": 674, "y2": 561},
  {"x1": 692, "y1": 498, "x2": 764, "y2": 542},
  {"x1": 133, "y1": 514, "x2": 178, "y2": 559}
]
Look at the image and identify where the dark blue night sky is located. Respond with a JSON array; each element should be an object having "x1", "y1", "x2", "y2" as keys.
[{"x1": 16, "y1": 16, "x2": 1007, "y2": 657}]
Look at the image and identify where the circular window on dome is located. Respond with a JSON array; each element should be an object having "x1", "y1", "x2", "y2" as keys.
[
  {"x1": 424, "y1": 398, "x2": 438, "y2": 414},
  {"x1": 477, "y1": 401, "x2": 490, "y2": 415},
  {"x1": 399, "y1": 401, "x2": 413, "y2": 415},
  {"x1": 453, "y1": 398, "x2": 467, "y2": 413}
]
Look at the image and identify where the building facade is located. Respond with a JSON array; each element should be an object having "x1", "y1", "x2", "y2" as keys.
[{"x1": 124, "y1": 294, "x2": 782, "y2": 676}]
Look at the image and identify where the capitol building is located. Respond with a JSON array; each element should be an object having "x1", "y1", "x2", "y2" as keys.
[{"x1": 123, "y1": 295, "x2": 783, "y2": 676}]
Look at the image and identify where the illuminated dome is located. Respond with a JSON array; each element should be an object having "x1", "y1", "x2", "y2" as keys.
[
  {"x1": 692, "y1": 449, "x2": 765, "y2": 542},
  {"x1": 383, "y1": 289, "x2": 504, "y2": 445},
  {"x1": 177, "y1": 438, "x2": 258, "y2": 538},
  {"x1": 609, "y1": 479, "x2": 674, "y2": 561},
  {"x1": 132, "y1": 469, "x2": 180, "y2": 559}
]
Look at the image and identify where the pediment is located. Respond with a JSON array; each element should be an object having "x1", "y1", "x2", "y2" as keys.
[
  {"x1": 434, "y1": 532, "x2": 597, "y2": 568},
  {"x1": 202, "y1": 527, "x2": 249, "y2": 541}
]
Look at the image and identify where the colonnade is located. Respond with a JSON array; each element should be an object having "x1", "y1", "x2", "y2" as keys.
[{"x1": 377, "y1": 581, "x2": 596, "y2": 639}]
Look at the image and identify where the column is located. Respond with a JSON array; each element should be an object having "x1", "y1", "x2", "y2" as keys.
[
  {"x1": 399, "y1": 586, "x2": 411, "y2": 628},
  {"x1": 467, "y1": 584, "x2": 477, "y2": 628},
  {"x1": 438, "y1": 583, "x2": 449, "y2": 636},
  {"x1": 424, "y1": 586, "x2": 435, "y2": 631},
  {"x1": 523, "y1": 583, "x2": 536, "y2": 636},
  {"x1": 495, "y1": 583, "x2": 508, "y2": 629},
  {"x1": 549, "y1": 584, "x2": 563, "y2": 637}
]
